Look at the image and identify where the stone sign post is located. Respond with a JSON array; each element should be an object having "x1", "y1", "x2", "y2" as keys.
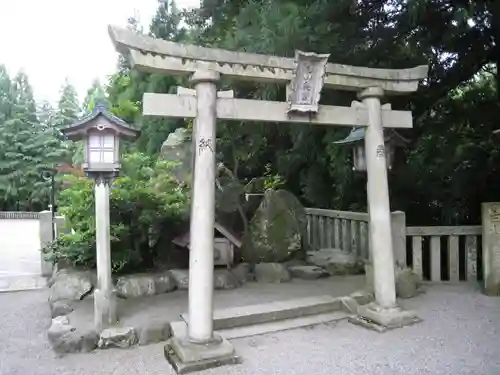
[
  {"x1": 60, "y1": 103, "x2": 139, "y2": 329},
  {"x1": 109, "y1": 25, "x2": 428, "y2": 370},
  {"x1": 482, "y1": 202, "x2": 500, "y2": 296}
]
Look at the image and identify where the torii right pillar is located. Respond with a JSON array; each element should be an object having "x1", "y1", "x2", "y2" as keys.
[{"x1": 349, "y1": 87, "x2": 421, "y2": 332}]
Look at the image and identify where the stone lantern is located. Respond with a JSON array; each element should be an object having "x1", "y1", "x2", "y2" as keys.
[
  {"x1": 60, "y1": 103, "x2": 139, "y2": 329},
  {"x1": 334, "y1": 127, "x2": 408, "y2": 171},
  {"x1": 61, "y1": 103, "x2": 138, "y2": 178}
]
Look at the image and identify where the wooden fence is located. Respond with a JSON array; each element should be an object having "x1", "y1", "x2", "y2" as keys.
[
  {"x1": 406, "y1": 226, "x2": 480, "y2": 282},
  {"x1": 305, "y1": 208, "x2": 370, "y2": 260},
  {"x1": 305, "y1": 208, "x2": 481, "y2": 283}
]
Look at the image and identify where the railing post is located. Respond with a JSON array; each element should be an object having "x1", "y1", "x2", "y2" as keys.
[
  {"x1": 39, "y1": 210, "x2": 54, "y2": 277},
  {"x1": 391, "y1": 211, "x2": 407, "y2": 268},
  {"x1": 481, "y1": 202, "x2": 500, "y2": 295}
]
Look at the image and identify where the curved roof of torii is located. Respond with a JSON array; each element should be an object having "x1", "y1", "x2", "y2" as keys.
[{"x1": 107, "y1": 25, "x2": 429, "y2": 95}]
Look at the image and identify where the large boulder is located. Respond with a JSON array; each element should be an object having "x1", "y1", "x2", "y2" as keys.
[
  {"x1": 161, "y1": 128, "x2": 192, "y2": 183},
  {"x1": 48, "y1": 270, "x2": 94, "y2": 302},
  {"x1": 47, "y1": 316, "x2": 98, "y2": 354},
  {"x1": 50, "y1": 300, "x2": 74, "y2": 318},
  {"x1": 288, "y1": 265, "x2": 329, "y2": 280},
  {"x1": 230, "y1": 263, "x2": 253, "y2": 284},
  {"x1": 115, "y1": 273, "x2": 176, "y2": 298},
  {"x1": 138, "y1": 320, "x2": 172, "y2": 346},
  {"x1": 365, "y1": 264, "x2": 422, "y2": 299},
  {"x1": 241, "y1": 189, "x2": 307, "y2": 263},
  {"x1": 395, "y1": 267, "x2": 422, "y2": 299},
  {"x1": 169, "y1": 269, "x2": 189, "y2": 290},
  {"x1": 168, "y1": 269, "x2": 241, "y2": 290},
  {"x1": 214, "y1": 269, "x2": 241, "y2": 289},
  {"x1": 98, "y1": 327, "x2": 138, "y2": 349},
  {"x1": 254, "y1": 263, "x2": 291, "y2": 283},
  {"x1": 307, "y1": 248, "x2": 364, "y2": 275}
]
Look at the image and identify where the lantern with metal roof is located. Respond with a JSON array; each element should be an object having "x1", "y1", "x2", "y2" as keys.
[
  {"x1": 60, "y1": 103, "x2": 139, "y2": 178},
  {"x1": 334, "y1": 127, "x2": 408, "y2": 171}
]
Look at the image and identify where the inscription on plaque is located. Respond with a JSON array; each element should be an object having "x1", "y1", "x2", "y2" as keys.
[
  {"x1": 489, "y1": 206, "x2": 500, "y2": 223},
  {"x1": 288, "y1": 50, "x2": 330, "y2": 114}
]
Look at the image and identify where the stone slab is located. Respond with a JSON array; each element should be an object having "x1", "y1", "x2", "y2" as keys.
[
  {"x1": 171, "y1": 310, "x2": 350, "y2": 340},
  {"x1": 181, "y1": 295, "x2": 343, "y2": 330},
  {"x1": 165, "y1": 334, "x2": 240, "y2": 374}
]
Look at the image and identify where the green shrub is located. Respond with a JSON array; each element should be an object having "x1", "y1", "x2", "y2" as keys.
[{"x1": 43, "y1": 152, "x2": 189, "y2": 273}]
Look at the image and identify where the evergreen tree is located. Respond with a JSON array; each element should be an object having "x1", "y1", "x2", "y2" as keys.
[
  {"x1": 54, "y1": 78, "x2": 80, "y2": 128},
  {"x1": 0, "y1": 70, "x2": 69, "y2": 210},
  {"x1": 0, "y1": 65, "x2": 13, "y2": 123},
  {"x1": 37, "y1": 100, "x2": 55, "y2": 129},
  {"x1": 82, "y1": 78, "x2": 107, "y2": 113}
]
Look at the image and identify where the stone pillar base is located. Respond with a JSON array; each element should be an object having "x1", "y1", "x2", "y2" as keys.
[
  {"x1": 348, "y1": 302, "x2": 421, "y2": 333},
  {"x1": 164, "y1": 333, "x2": 239, "y2": 374},
  {"x1": 94, "y1": 289, "x2": 118, "y2": 330}
]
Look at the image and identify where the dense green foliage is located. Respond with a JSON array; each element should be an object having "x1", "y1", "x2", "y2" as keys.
[{"x1": 44, "y1": 152, "x2": 189, "y2": 273}]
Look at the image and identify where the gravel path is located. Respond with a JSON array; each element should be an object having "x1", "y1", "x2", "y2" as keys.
[{"x1": 1, "y1": 283, "x2": 500, "y2": 375}]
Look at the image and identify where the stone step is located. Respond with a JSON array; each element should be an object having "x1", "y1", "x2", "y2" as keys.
[
  {"x1": 181, "y1": 295, "x2": 345, "y2": 331},
  {"x1": 0, "y1": 274, "x2": 47, "y2": 293},
  {"x1": 171, "y1": 310, "x2": 351, "y2": 340}
]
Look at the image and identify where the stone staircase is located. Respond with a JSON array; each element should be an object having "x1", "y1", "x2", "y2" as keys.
[{"x1": 171, "y1": 291, "x2": 372, "y2": 340}]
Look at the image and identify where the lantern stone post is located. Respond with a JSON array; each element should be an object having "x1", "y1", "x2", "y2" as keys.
[{"x1": 60, "y1": 103, "x2": 139, "y2": 330}]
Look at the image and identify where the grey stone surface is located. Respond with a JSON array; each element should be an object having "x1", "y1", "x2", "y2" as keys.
[
  {"x1": 138, "y1": 320, "x2": 172, "y2": 346},
  {"x1": 308, "y1": 249, "x2": 364, "y2": 275},
  {"x1": 214, "y1": 269, "x2": 241, "y2": 290},
  {"x1": 241, "y1": 189, "x2": 307, "y2": 263},
  {"x1": 254, "y1": 263, "x2": 291, "y2": 283},
  {"x1": 50, "y1": 299, "x2": 74, "y2": 318},
  {"x1": 48, "y1": 270, "x2": 94, "y2": 302},
  {"x1": 98, "y1": 327, "x2": 138, "y2": 349},
  {"x1": 288, "y1": 265, "x2": 329, "y2": 280},
  {"x1": 161, "y1": 127, "x2": 192, "y2": 184},
  {"x1": 115, "y1": 273, "x2": 176, "y2": 298},
  {"x1": 169, "y1": 269, "x2": 190, "y2": 290},
  {"x1": 3, "y1": 283, "x2": 500, "y2": 375}
]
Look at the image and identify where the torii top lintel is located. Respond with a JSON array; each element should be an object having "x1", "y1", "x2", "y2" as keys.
[{"x1": 108, "y1": 25, "x2": 428, "y2": 96}]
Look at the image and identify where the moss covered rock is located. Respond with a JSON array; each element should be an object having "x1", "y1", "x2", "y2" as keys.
[
  {"x1": 241, "y1": 189, "x2": 307, "y2": 263},
  {"x1": 160, "y1": 128, "x2": 192, "y2": 183}
]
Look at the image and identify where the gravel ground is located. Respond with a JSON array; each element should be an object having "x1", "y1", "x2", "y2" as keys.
[{"x1": 1, "y1": 283, "x2": 500, "y2": 375}]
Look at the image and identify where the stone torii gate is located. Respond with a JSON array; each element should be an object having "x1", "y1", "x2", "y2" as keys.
[{"x1": 109, "y1": 26, "x2": 428, "y2": 372}]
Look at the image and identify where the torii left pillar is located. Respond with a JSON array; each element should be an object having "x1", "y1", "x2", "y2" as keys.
[{"x1": 164, "y1": 69, "x2": 238, "y2": 373}]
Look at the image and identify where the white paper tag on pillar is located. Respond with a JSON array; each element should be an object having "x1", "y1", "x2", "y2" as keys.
[{"x1": 376, "y1": 144, "x2": 385, "y2": 158}]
